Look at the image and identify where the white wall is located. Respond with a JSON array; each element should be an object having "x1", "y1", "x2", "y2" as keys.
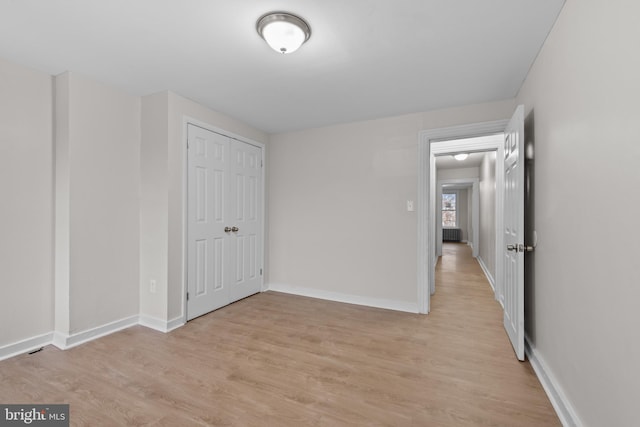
[
  {"x1": 457, "y1": 189, "x2": 468, "y2": 241},
  {"x1": 466, "y1": 189, "x2": 473, "y2": 248},
  {"x1": 478, "y1": 152, "x2": 496, "y2": 282},
  {"x1": 0, "y1": 59, "x2": 53, "y2": 347},
  {"x1": 437, "y1": 167, "x2": 480, "y2": 181},
  {"x1": 55, "y1": 72, "x2": 141, "y2": 335},
  {"x1": 140, "y1": 92, "x2": 169, "y2": 322},
  {"x1": 268, "y1": 100, "x2": 515, "y2": 309},
  {"x1": 516, "y1": 0, "x2": 640, "y2": 425},
  {"x1": 1, "y1": 56, "x2": 268, "y2": 349}
]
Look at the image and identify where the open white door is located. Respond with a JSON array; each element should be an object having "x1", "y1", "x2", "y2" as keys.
[{"x1": 503, "y1": 105, "x2": 525, "y2": 360}]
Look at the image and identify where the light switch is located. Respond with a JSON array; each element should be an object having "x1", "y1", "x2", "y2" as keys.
[{"x1": 407, "y1": 200, "x2": 415, "y2": 212}]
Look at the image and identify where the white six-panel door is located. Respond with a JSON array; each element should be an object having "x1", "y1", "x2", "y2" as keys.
[
  {"x1": 503, "y1": 105, "x2": 525, "y2": 360},
  {"x1": 187, "y1": 124, "x2": 262, "y2": 320},
  {"x1": 229, "y1": 141, "x2": 262, "y2": 302}
]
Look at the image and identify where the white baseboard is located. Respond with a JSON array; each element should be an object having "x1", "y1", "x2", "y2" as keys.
[
  {"x1": 166, "y1": 316, "x2": 185, "y2": 332},
  {"x1": 476, "y1": 256, "x2": 495, "y2": 292},
  {"x1": 139, "y1": 315, "x2": 185, "y2": 333},
  {"x1": 139, "y1": 315, "x2": 167, "y2": 332},
  {"x1": 525, "y1": 336, "x2": 582, "y2": 427},
  {"x1": 53, "y1": 315, "x2": 139, "y2": 350},
  {"x1": 2, "y1": 313, "x2": 188, "y2": 361},
  {"x1": 267, "y1": 283, "x2": 419, "y2": 314},
  {"x1": 0, "y1": 332, "x2": 54, "y2": 362}
]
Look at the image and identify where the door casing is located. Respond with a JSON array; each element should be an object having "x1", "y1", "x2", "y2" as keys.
[
  {"x1": 182, "y1": 117, "x2": 266, "y2": 321},
  {"x1": 436, "y1": 179, "x2": 479, "y2": 260},
  {"x1": 418, "y1": 120, "x2": 508, "y2": 314}
]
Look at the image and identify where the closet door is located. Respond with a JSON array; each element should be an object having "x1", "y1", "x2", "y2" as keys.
[
  {"x1": 187, "y1": 124, "x2": 263, "y2": 320},
  {"x1": 187, "y1": 125, "x2": 232, "y2": 319},
  {"x1": 229, "y1": 141, "x2": 262, "y2": 302}
]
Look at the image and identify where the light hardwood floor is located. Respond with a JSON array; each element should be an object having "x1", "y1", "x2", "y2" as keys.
[{"x1": 0, "y1": 243, "x2": 559, "y2": 426}]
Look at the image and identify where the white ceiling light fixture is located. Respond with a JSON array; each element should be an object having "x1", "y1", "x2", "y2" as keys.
[
  {"x1": 453, "y1": 153, "x2": 469, "y2": 161},
  {"x1": 256, "y1": 12, "x2": 311, "y2": 54}
]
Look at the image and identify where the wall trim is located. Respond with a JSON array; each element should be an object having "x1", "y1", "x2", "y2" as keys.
[
  {"x1": 267, "y1": 283, "x2": 419, "y2": 314},
  {"x1": 53, "y1": 315, "x2": 139, "y2": 350},
  {"x1": 166, "y1": 316, "x2": 186, "y2": 332},
  {"x1": 476, "y1": 256, "x2": 495, "y2": 292},
  {"x1": 525, "y1": 336, "x2": 583, "y2": 427},
  {"x1": 139, "y1": 315, "x2": 167, "y2": 332},
  {"x1": 140, "y1": 315, "x2": 186, "y2": 333},
  {"x1": 0, "y1": 332, "x2": 54, "y2": 362},
  {"x1": 2, "y1": 315, "x2": 189, "y2": 361}
]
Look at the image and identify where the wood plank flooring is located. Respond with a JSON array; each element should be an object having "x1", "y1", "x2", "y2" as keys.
[{"x1": 0, "y1": 243, "x2": 559, "y2": 426}]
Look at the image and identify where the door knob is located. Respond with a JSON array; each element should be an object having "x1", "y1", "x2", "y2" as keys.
[
  {"x1": 231, "y1": 226, "x2": 239, "y2": 232},
  {"x1": 224, "y1": 226, "x2": 232, "y2": 233}
]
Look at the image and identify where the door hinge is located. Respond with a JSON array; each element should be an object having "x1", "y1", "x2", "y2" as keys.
[
  {"x1": 260, "y1": 268, "x2": 263, "y2": 276},
  {"x1": 186, "y1": 292, "x2": 189, "y2": 301},
  {"x1": 261, "y1": 160, "x2": 263, "y2": 168}
]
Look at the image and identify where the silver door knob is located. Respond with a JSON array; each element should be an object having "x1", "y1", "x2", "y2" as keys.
[
  {"x1": 224, "y1": 226, "x2": 232, "y2": 233},
  {"x1": 231, "y1": 226, "x2": 239, "y2": 232},
  {"x1": 507, "y1": 244, "x2": 518, "y2": 252}
]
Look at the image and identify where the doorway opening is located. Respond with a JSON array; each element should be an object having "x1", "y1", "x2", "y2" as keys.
[
  {"x1": 418, "y1": 106, "x2": 526, "y2": 361},
  {"x1": 417, "y1": 121, "x2": 508, "y2": 315},
  {"x1": 434, "y1": 148, "x2": 500, "y2": 308}
]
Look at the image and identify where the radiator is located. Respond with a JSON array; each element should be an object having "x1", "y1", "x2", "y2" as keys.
[{"x1": 443, "y1": 228, "x2": 461, "y2": 242}]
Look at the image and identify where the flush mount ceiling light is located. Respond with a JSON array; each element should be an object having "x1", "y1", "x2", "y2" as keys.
[
  {"x1": 256, "y1": 12, "x2": 311, "y2": 54},
  {"x1": 453, "y1": 153, "x2": 469, "y2": 161}
]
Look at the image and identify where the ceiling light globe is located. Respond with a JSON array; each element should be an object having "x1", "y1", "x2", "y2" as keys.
[
  {"x1": 257, "y1": 12, "x2": 311, "y2": 55},
  {"x1": 262, "y1": 21, "x2": 305, "y2": 54},
  {"x1": 453, "y1": 153, "x2": 469, "y2": 161}
]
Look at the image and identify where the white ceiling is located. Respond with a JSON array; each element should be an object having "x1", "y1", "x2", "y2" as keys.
[{"x1": 0, "y1": 0, "x2": 564, "y2": 134}]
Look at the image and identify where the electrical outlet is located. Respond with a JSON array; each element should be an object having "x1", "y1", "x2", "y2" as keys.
[
  {"x1": 150, "y1": 279, "x2": 157, "y2": 294},
  {"x1": 407, "y1": 200, "x2": 415, "y2": 212}
]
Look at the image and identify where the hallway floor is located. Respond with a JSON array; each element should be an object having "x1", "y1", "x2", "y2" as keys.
[{"x1": 429, "y1": 242, "x2": 560, "y2": 425}]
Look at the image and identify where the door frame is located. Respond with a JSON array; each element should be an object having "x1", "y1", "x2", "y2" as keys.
[
  {"x1": 417, "y1": 119, "x2": 508, "y2": 314},
  {"x1": 436, "y1": 179, "x2": 479, "y2": 259},
  {"x1": 182, "y1": 117, "x2": 266, "y2": 321}
]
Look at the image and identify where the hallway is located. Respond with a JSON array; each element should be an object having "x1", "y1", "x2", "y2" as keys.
[
  {"x1": 429, "y1": 242, "x2": 560, "y2": 425},
  {"x1": 435, "y1": 242, "x2": 496, "y2": 307}
]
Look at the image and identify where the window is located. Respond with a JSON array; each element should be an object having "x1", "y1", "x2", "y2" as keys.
[{"x1": 442, "y1": 192, "x2": 457, "y2": 227}]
